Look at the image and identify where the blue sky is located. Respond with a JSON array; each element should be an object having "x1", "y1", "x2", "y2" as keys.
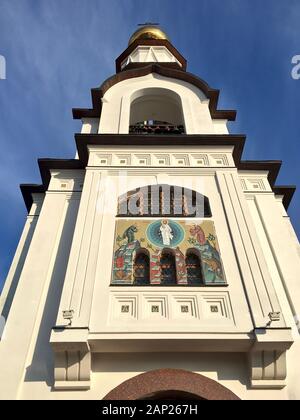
[{"x1": 0, "y1": 0, "x2": 299, "y2": 291}]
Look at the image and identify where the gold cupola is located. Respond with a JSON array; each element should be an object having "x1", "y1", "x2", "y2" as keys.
[{"x1": 128, "y1": 25, "x2": 170, "y2": 46}]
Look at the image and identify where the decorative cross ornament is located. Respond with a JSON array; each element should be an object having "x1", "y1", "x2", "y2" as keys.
[{"x1": 138, "y1": 22, "x2": 160, "y2": 27}]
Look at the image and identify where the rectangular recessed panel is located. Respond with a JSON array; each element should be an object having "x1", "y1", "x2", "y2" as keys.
[
  {"x1": 142, "y1": 295, "x2": 168, "y2": 320},
  {"x1": 108, "y1": 291, "x2": 235, "y2": 329},
  {"x1": 171, "y1": 296, "x2": 199, "y2": 320},
  {"x1": 110, "y1": 295, "x2": 138, "y2": 322},
  {"x1": 201, "y1": 293, "x2": 233, "y2": 322}
]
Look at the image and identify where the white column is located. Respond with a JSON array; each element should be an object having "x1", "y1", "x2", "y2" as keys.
[
  {"x1": 56, "y1": 169, "x2": 106, "y2": 327},
  {"x1": 0, "y1": 192, "x2": 74, "y2": 399},
  {"x1": 253, "y1": 194, "x2": 300, "y2": 331},
  {"x1": 216, "y1": 171, "x2": 285, "y2": 328},
  {"x1": 0, "y1": 195, "x2": 43, "y2": 323}
]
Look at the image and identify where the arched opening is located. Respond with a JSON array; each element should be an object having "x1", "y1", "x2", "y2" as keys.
[
  {"x1": 133, "y1": 249, "x2": 150, "y2": 285},
  {"x1": 117, "y1": 185, "x2": 211, "y2": 218},
  {"x1": 139, "y1": 390, "x2": 203, "y2": 400},
  {"x1": 103, "y1": 368, "x2": 240, "y2": 400},
  {"x1": 160, "y1": 249, "x2": 177, "y2": 285},
  {"x1": 185, "y1": 248, "x2": 204, "y2": 285},
  {"x1": 129, "y1": 88, "x2": 185, "y2": 135}
]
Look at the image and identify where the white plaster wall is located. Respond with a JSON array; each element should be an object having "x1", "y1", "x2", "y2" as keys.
[
  {"x1": 1, "y1": 150, "x2": 300, "y2": 399},
  {"x1": 88, "y1": 168, "x2": 253, "y2": 335},
  {"x1": 17, "y1": 352, "x2": 292, "y2": 400},
  {"x1": 98, "y1": 74, "x2": 229, "y2": 135},
  {"x1": 81, "y1": 118, "x2": 99, "y2": 134},
  {"x1": 0, "y1": 190, "x2": 81, "y2": 399},
  {"x1": 0, "y1": 194, "x2": 44, "y2": 324},
  {"x1": 245, "y1": 192, "x2": 300, "y2": 399},
  {"x1": 245, "y1": 192, "x2": 300, "y2": 330}
]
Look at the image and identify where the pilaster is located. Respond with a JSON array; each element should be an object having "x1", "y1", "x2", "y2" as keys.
[{"x1": 216, "y1": 171, "x2": 286, "y2": 329}]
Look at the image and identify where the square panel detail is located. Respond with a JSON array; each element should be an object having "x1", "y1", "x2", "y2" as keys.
[
  {"x1": 142, "y1": 295, "x2": 168, "y2": 320},
  {"x1": 134, "y1": 154, "x2": 151, "y2": 166},
  {"x1": 114, "y1": 154, "x2": 131, "y2": 166},
  {"x1": 191, "y1": 154, "x2": 209, "y2": 167},
  {"x1": 172, "y1": 154, "x2": 190, "y2": 166},
  {"x1": 121, "y1": 305, "x2": 130, "y2": 313},
  {"x1": 201, "y1": 293, "x2": 233, "y2": 322},
  {"x1": 210, "y1": 154, "x2": 229, "y2": 167},
  {"x1": 172, "y1": 296, "x2": 199, "y2": 320},
  {"x1": 110, "y1": 295, "x2": 138, "y2": 321},
  {"x1": 95, "y1": 154, "x2": 112, "y2": 166},
  {"x1": 154, "y1": 154, "x2": 170, "y2": 166}
]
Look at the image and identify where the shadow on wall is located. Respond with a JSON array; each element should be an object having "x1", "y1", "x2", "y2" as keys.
[
  {"x1": 24, "y1": 198, "x2": 80, "y2": 387},
  {"x1": 92, "y1": 352, "x2": 249, "y2": 387},
  {"x1": 0, "y1": 218, "x2": 38, "y2": 323}
]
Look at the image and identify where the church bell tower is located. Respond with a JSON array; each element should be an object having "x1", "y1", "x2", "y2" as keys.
[{"x1": 0, "y1": 26, "x2": 300, "y2": 400}]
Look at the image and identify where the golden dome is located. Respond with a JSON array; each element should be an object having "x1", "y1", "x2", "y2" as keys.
[{"x1": 128, "y1": 26, "x2": 170, "y2": 46}]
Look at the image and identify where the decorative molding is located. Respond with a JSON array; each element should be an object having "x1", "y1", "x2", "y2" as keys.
[
  {"x1": 142, "y1": 295, "x2": 168, "y2": 319},
  {"x1": 171, "y1": 295, "x2": 198, "y2": 320},
  {"x1": 249, "y1": 350, "x2": 287, "y2": 389},
  {"x1": 115, "y1": 153, "x2": 132, "y2": 166},
  {"x1": 134, "y1": 154, "x2": 152, "y2": 166},
  {"x1": 89, "y1": 150, "x2": 233, "y2": 168},
  {"x1": 51, "y1": 328, "x2": 91, "y2": 390},
  {"x1": 190, "y1": 154, "x2": 210, "y2": 167},
  {"x1": 201, "y1": 294, "x2": 233, "y2": 322},
  {"x1": 171, "y1": 154, "x2": 190, "y2": 166},
  {"x1": 87, "y1": 168, "x2": 218, "y2": 176},
  {"x1": 94, "y1": 153, "x2": 113, "y2": 166},
  {"x1": 110, "y1": 295, "x2": 138, "y2": 321},
  {"x1": 116, "y1": 39, "x2": 187, "y2": 72},
  {"x1": 108, "y1": 290, "x2": 234, "y2": 327},
  {"x1": 154, "y1": 153, "x2": 171, "y2": 166},
  {"x1": 240, "y1": 177, "x2": 268, "y2": 192},
  {"x1": 54, "y1": 350, "x2": 91, "y2": 390},
  {"x1": 240, "y1": 178, "x2": 247, "y2": 191},
  {"x1": 120, "y1": 46, "x2": 181, "y2": 70},
  {"x1": 49, "y1": 170, "x2": 85, "y2": 192},
  {"x1": 209, "y1": 154, "x2": 229, "y2": 167},
  {"x1": 103, "y1": 368, "x2": 240, "y2": 400}
]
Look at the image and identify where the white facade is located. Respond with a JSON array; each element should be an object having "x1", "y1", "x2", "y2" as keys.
[
  {"x1": 98, "y1": 73, "x2": 229, "y2": 135},
  {"x1": 0, "y1": 32, "x2": 300, "y2": 400}
]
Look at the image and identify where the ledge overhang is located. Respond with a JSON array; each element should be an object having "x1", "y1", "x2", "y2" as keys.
[
  {"x1": 72, "y1": 63, "x2": 237, "y2": 122},
  {"x1": 20, "y1": 134, "x2": 296, "y2": 213}
]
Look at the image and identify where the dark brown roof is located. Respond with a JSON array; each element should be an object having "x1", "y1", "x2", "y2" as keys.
[{"x1": 72, "y1": 63, "x2": 237, "y2": 122}]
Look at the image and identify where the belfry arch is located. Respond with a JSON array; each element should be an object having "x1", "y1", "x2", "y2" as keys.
[
  {"x1": 103, "y1": 368, "x2": 240, "y2": 400},
  {"x1": 129, "y1": 87, "x2": 185, "y2": 134}
]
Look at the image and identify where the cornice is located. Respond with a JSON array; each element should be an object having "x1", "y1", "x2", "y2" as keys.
[
  {"x1": 72, "y1": 63, "x2": 237, "y2": 122},
  {"x1": 20, "y1": 134, "x2": 295, "y2": 212}
]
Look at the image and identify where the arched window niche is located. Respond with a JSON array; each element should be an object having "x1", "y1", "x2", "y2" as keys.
[
  {"x1": 185, "y1": 248, "x2": 204, "y2": 286},
  {"x1": 129, "y1": 88, "x2": 185, "y2": 135},
  {"x1": 117, "y1": 185, "x2": 212, "y2": 218},
  {"x1": 133, "y1": 248, "x2": 150, "y2": 285},
  {"x1": 112, "y1": 186, "x2": 228, "y2": 287},
  {"x1": 160, "y1": 248, "x2": 177, "y2": 286}
]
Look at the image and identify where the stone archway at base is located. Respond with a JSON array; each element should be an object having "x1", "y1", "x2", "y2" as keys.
[{"x1": 103, "y1": 368, "x2": 240, "y2": 400}]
